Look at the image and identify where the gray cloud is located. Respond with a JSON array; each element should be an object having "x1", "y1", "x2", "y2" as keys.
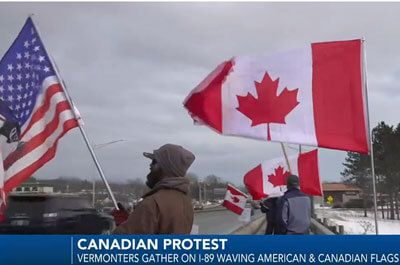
[{"x1": 0, "y1": 2, "x2": 399, "y2": 187}]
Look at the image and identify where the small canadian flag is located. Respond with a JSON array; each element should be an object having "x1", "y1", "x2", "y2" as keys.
[{"x1": 222, "y1": 184, "x2": 248, "y2": 215}]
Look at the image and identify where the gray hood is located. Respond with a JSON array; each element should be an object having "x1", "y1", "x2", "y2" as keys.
[{"x1": 151, "y1": 144, "x2": 195, "y2": 179}]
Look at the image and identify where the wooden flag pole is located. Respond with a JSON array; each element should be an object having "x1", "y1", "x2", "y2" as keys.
[
  {"x1": 280, "y1": 142, "x2": 292, "y2": 173},
  {"x1": 30, "y1": 16, "x2": 119, "y2": 210},
  {"x1": 362, "y1": 37, "x2": 379, "y2": 234}
]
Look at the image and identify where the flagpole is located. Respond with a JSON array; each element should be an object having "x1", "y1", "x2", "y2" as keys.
[
  {"x1": 321, "y1": 188, "x2": 326, "y2": 223},
  {"x1": 362, "y1": 38, "x2": 378, "y2": 234},
  {"x1": 30, "y1": 16, "x2": 119, "y2": 210},
  {"x1": 280, "y1": 142, "x2": 292, "y2": 173}
]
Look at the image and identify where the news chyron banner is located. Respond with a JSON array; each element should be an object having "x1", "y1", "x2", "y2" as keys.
[{"x1": 1, "y1": 235, "x2": 400, "y2": 265}]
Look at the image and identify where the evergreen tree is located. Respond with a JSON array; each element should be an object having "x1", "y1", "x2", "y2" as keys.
[{"x1": 342, "y1": 121, "x2": 400, "y2": 219}]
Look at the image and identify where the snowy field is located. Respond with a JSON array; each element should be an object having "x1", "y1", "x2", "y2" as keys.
[{"x1": 314, "y1": 207, "x2": 400, "y2": 235}]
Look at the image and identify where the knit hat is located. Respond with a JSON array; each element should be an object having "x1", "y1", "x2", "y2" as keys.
[{"x1": 286, "y1": 174, "x2": 300, "y2": 189}]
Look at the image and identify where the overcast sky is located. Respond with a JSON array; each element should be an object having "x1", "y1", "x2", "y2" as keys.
[{"x1": 0, "y1": 2, "x2": 399, "y2": 186}]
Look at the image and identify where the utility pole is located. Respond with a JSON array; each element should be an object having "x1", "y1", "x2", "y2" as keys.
[
  {"x1": 92, "y1": 139, "x2": 124, "y2": 208},
  {"x1": 198, "y1": 183, "x2": 202, "y2": 204},
  {"x1": 204, "y1": 182, "x2": 207, "y2": 203}
]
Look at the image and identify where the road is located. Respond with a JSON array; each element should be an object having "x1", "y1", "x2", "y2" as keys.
[{"x1": 193, "y1": 207, "x2": 263, "y2": 234}]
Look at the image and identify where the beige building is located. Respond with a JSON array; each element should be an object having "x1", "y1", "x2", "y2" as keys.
[
  {"x1": 11, "y1": 182, "x2": 53, "y2": 194},
  {"x1": 321, "y1": 183, "x2": 361, "y2": 207}
]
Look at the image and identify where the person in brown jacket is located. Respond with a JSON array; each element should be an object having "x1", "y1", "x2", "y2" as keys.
[{"x1": 112, "y1": 143, "x2": 195, "y2": 234}]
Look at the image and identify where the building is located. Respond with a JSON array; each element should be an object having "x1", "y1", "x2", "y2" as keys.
[
  {"x1": 212, "y1": 188, "x2": 227, "y2": 200},
  {"x1": 322, "y1": 183, "x2": 361, "y2": 207},
  {"x1": 11, "y1": 182, "x2": 53, "y2": 194}
]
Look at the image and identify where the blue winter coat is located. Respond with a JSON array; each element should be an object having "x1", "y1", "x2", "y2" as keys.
[{"x1": 275, "y1": 188, "x2": 311, "y2": 235}]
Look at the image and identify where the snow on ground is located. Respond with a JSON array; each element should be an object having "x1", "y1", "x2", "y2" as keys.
[{"x1": 314, "y1": 207, "x2": 400, "y2": 235}]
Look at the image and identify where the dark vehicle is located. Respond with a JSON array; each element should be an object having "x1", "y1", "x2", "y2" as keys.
[{"x1": 0, "y1": 193, "x2": 114, "y2": 234}]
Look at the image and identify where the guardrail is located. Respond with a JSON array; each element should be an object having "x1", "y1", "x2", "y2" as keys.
[
  {"x1": 194, "y1": 206, "x2": 226, "y2": 213},
  {"x1": 230, "y1": 216, "x2": 336, "y2": 235},
  {"x1": 310, "y1": 218, "x2": 335, "y2": 235},
  {"x1": 230, "y1": 215, "x2": 266, "y2": 235},
  {"x1": 201, "y1": 207, "x2": 337, "y2": 235}
]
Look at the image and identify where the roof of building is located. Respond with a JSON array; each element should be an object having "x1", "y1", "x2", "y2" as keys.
[
  {"x1": 18, "y1": 182, "x2": 53, "y2": 187},
  {"x1": 322, "y1": 183, "x2": 361, "y2": 191},
  {"x1": 9, "y1": 193, "x2": 83, "y2": 198}
]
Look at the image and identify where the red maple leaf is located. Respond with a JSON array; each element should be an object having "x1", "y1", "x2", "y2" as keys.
[
  {"x1": 236, "y1": 72, "x2": 299, "y2": 140},
  {"x1": 231, "y1": 195, "x2": 240, "y2": 203},
  {"x1": 268, "y1": 166, "x2": 291, "y2": 188}
]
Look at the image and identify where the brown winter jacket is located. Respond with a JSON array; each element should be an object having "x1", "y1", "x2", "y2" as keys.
[{"x1": 113, "y1": 177, "x2": 194, "y2": 234}]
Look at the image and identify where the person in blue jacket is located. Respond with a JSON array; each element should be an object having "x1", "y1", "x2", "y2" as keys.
[{"x1": 275, "y1": 175, "x2": 311, "y2": 235}]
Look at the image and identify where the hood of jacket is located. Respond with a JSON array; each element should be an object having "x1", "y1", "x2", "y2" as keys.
[{"x1": 152, "y1": 144, "x2": 195, "y2": 179}]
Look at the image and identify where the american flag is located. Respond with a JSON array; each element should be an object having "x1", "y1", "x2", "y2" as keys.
[{"x1": 0, "y1": 18, "x2": 78, "y2": 219}]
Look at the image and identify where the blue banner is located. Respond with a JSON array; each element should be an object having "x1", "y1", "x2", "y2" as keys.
[{"x1": 1, "y1": 235, "x2": 400, "y2": 265}]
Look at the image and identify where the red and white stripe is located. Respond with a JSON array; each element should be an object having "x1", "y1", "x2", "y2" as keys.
[
  {"x1": 222, "y1": 184, "x2": 248, "y2": 215},
  {"x1": 1, "y1": 75, "x2": 78, "y2": 193},
  {"x1": 184, "y1": 39, "x2": 369, "y2": 154}
]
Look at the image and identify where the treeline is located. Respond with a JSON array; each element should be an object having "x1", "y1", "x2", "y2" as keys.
[
  {"x1": 342, "y1": 121, "x2": 400, "y2": 219},
  {"x1": 27, "y1": 176, "x2": 149, "y2": 199},
  {"x1": 186, "y1": 173, "x2": 246, "y2": 201},
  {"x1": 27, "y1": 173, "x2": 244, "y2": 201}
]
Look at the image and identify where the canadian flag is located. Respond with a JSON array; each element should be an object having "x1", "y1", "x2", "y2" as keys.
[
  {"x1": 222, "y1": 184, "x2": 248, "y2": 215},
  {"x1": 244, "y1": 149, "x2": 322, "y2": 200},
  {"x1": 184, "y1": 39, "x2": 369, "y2": 154}
]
